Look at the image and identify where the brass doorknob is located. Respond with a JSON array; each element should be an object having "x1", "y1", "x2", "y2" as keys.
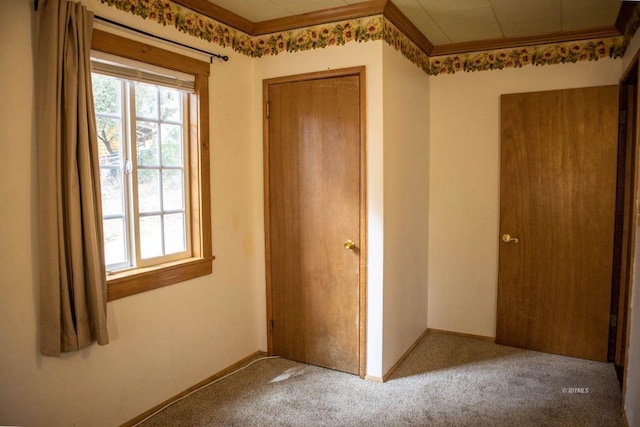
[
  {"x1": 344, "y1": 240, "x2": 357, "y2": 250},
  {"x1": 501, "y1": 234, "x2": 519, "y2": 243}
]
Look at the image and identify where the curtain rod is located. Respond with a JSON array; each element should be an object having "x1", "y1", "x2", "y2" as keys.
[
  {"x1": 33, "y1": 1, "x2": 229, "y2": 63},
  {"x1": 94, "y1": 16, "x2": 229, "y2": 63}
]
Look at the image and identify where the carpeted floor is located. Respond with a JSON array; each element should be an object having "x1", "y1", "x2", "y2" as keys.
[{"x1": 139, "y1": 332, "x2": 623, "y2": 426}]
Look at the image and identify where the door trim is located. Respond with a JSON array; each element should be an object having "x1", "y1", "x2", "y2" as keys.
[
  {"x1": 617, "y1": 52, "x2": 640, "y2": 411},
  {"x1": 262, "y1": 67, "x2": 368, "y2": 378}
]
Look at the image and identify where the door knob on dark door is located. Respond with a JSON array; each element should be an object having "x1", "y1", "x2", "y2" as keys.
[
  {"x1": 344, "y1": 240, "x2": 357, "y2": 250},
  {"x1": 501, "y1": 234, "x2": 519, "y2": 243}
]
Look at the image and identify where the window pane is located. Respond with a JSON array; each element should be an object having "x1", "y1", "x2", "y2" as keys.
[
  {"x1": 164, "y1": 213, "x2": 186, "y2": 255},
  {"x1": 135, "y1": 82, "x2": 158, "y2": 119},
  {"x1": 96, "y1": 117, "x2": 122, "y2": 166},
  {"x1": 136, "y1": 121, "x2": 159, "y2": 166},
  {"x1": 140, "y1": 215, "x2": 163, "y2": 259},
  {"x1": 103, "y1": 218, "x2": 127, "y2": 266},
  {"x1": 138, "y1": 169, "x2": 161, "y2": 213},
  {"x1": 92, "y1": 74, "x2": 121, "y2": 115},
  {"x1": 161, "y1": 124, "x2": 183, "y2": 166},
  {"x1": 160, "y1": 88, "x2": 181, "y2": 122},
  {"x1": 162, "y1": 170, "x2": 184, "y2": 211},
  {"x1": 100, "y1": 168, "x2": 124, "y2": 216}
]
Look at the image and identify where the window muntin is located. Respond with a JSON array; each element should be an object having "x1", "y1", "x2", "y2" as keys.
[{"x1": 92, "y1": 72, "x2": 191, "y2": 272}]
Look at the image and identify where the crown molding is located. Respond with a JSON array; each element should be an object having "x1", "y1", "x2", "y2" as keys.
[
  {"x1": 171, "y1": 0, "x2": 389, "y2": 36},
  {"x1": 383, "y1": 1, "x2": 433, "y2": 54},
  {"x1": 171, "y1": 0, "x2": 255, "y2": 34},
  {"x1": 170, "y1": 0, "x2": 633, "y2": 59},
  {"x1": 253, "y1": 0, "x2": 387, "y2": 35},
  {"x1": 617, "y1": 1, "x2": 639, "y2": 34},
  {"x1": 171, "y1": 0, "x2": 431, "y2": 56}
]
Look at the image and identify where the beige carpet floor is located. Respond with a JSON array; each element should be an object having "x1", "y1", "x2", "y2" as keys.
[{"x1": 140, "y1": 332, "x2": 623, "y2": 426}]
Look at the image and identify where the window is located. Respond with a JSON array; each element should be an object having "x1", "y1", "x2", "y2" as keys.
[
  {"x1": 91, "y1": 30, "x2": 213, "y2": 300},
  {"x1": 92, "y1": 72, "x2": 191, "y2": 269}
]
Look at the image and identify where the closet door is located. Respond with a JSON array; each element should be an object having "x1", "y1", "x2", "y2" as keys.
[
  {"x1": 265, "y1": 69, "x2": 366, "y2": 375},
  {"x1": 497, "y1": 86, "x2": 618, "y2": 361}
]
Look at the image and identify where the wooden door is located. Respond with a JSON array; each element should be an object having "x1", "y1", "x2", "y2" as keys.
[
  {"x1": 264, "y1": 69, "x2": 365, "y2": 376},
  {"x1": 497, "y1": 86, "x2": 619, "y2": 362}
]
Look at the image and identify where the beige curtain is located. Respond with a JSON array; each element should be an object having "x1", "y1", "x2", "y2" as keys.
[{"x1": 36, "y1": 0, "x2": 109, "y2": 356}]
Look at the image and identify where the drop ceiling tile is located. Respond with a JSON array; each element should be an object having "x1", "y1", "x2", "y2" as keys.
[
  {"x1": 206, "y1": 0, "x2": 291, "y2": 22},
  {"x1": 562, "y1": 0, "x2": 621, "y2": 30},
  {"x1": 393, "y1": 0, "x2": 451, "y2": 44},
  {"x1": 426, "y1": 5, "x2": 504, "y2": 43},
  {"x1": 490, "y1": 0, "x2": 561, "y2": 37},
  {"x1": 418, "y1": 0, "x2": 492, "y2": 12},
  {"x1": 270, "y1": 0, "x2": 351, "y2": 15}
]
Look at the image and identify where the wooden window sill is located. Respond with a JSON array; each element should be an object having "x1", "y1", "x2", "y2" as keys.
[{"x1": 107, "y1": 256, "x2": 215, "y2": 301}]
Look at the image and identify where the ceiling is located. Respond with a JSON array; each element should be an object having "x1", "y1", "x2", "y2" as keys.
[{"x1": 205, "y1": 0, "x2": 624, "y2": 45}]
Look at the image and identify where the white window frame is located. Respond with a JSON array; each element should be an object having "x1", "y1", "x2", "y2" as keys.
[
  {"x1": 94, "y1": 76, "x2": 132, "y2": 272},
  {"x1": 128, "y1": 82, "x2": 192, "y2": 268},
  {"x1": 92, "y1": 70, "x2": 193, "y2": 272}
]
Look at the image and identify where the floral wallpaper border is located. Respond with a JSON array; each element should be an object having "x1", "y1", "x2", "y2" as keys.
[
  {"x1": 252, "y1": 17, "x2": 384, "y2": 58},
  {"x1": 100, "y1": 0, "x2": 626, "y2": 76},
  {"x1": 384, "y1": 20, "x2": 430, "y2": 73},
  {"x1": 428, "y1": 37, "x2": 625, "y2": 75},
  {"x1": 100, "y1": 0, "x2": 385, "y2": 56}
]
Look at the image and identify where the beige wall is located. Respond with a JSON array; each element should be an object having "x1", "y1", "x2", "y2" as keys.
[
  {"x1": 428, "y1": 58, "x2": 622, "y2": 337},
  {"x1": 253, "y1": 40, "x2": 387, "y2": 378},
  {"x1": 0, "y1": 1, "x2": 264, "y2": 425},
  {"x1": 381, "y1": 43, "x2": 430, "y2": 375}
]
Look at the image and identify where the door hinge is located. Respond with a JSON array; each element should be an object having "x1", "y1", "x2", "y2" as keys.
[
  {"x1": 270, "y1": 319, "x2": 274, "y2": 336},
  {"x1": 620, "y1": 110, "x2": 627, "y2": 124},
  {"x1": 266, "y1": 101, "x2": 271, "y2": 119},
  {"x1": 610, "y1": 314, "x2": 618, "y2": 328}
]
